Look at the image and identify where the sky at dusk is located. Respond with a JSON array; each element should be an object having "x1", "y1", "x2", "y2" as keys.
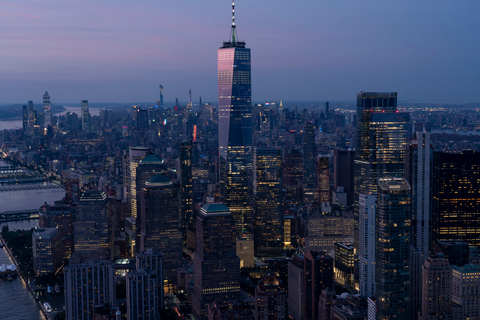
[{"x1": 1, "y1": 0, "x2": 480, "y2": 104}]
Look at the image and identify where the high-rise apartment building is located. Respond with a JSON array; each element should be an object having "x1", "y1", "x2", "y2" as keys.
[
  {"x1": 192, "y1": 203, "x2": 241, "y2": 319},
  {"x1": 254, "y1": 147, "x2": 283, "y2": 256},
  {"x1": 406, "y1": 128, "x2": 432, "y2": 263},
  {"x1": 432, "y1": 151, "x2": 480, "y2": 247},
  {"x1": 81, "y1": 100, "x2": 90, "y2": 132},
  {"x1": 375, "y1": 177, "x2": 411, "y2": 320},
  {"x1": 359, "y1": 194, "x2": 376, "y2": 297},
  {"x1": 43, "y1": 91, "x2": 52, "y2": 132},
  {"x1": 180, "y1": 140, "x2": 193, "y2": 233},
  {"x1": 354, "y1": 92, "x2": 411, "y2": 256},
  {"x1": 217, "y1": 1, "x2": 253, "y2": 268},
  {"x1": 64, "y1": 262, "x2": 116, "y2": 320},
  {"x1": 73, "y1": 191, "x2": 111, "y2": 263},
  {"x1": 303, "y1": 250, "x2": 334, "y2": 320},
  {"x1": 139, "y1": 174, "x2": 182, "y2": 287}
]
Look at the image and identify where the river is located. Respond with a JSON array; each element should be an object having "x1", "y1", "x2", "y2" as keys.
[{"x1": 0, "y1": 160, "x2": 65, "y2": 320}]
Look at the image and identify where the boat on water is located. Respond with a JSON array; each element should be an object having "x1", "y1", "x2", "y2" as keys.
[{"x1": 43, "y1": 302, "x2": 52, "y2": 313}]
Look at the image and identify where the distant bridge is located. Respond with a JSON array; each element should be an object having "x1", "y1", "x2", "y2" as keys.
[{"x1": 0, "y1": 209, "x2": 39, "y2": 222}]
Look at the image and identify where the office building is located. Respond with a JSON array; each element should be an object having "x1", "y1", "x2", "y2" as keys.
[
  {"x1": 303, "y1": 122, "x2": 317, "y2": 189},
  {"x1": 126, "y1": 268, "x2": 159, "y2": 320},
  {"x1": 318, "y1": 288, "x2": 336, "y2": 320},
  {"x1": 405, "y1": 128, "x2": 432, "y2": 263},
  {"x1": 39, "y1": 203, "x2": 74, "y2": 259},
  {"x1": 303, "y1": 250, "x2": 334, "y2": 320},
  {"x1": 410, "y1": 248, "x2": 422, "y2": 320},
  {"x1": 22, "y1": 104, "x2": 28, "y2": 133},
  {"x1": 359, "y1": 194, "x2": 376, "y2": 297},
  {"x1": 81, "y1": 100, "x2": 90, "y2": 132},
  {"x1": 218, "y1": 1, "x2": 253, "y2": 268},
  {"x1": 419, "y1": 254, "x2": 452, "y2": 320},
  {"x1": 451, "y1": 264, "x2": 480, "y2": 319},
  {"x1": 192, "y1": 203, "x2": 241, "y2": 319},
  {"x1": 375, "y1": 177, "x2": 411, "y2": 320},
  {"x1": 28, "y1": 100, "x2": 35, "y2": 132},
  {"x1": 354, "y1": 92, "x2": 410, "y2": 256},
  {"x1": 180, "y1": 140, "x2": 194, "y2": 232},
  {"x1": 334, "y1": 242, "x2": 354, "y2": 289},
  {"x1": 136, "y1": 249, "x2": 163, "y2": 308},
  {"x1": 254, "y1": 147, "x2": 283, "y2": 256},
  {"x1": 65, "y1": 262, "x2": 115, "y2": 320},
  {"x1": 288, "y1": 254, "x2": 304, "y2": 320},
  {"x1": 32, "y1": 227, "x2": 62, "y2": 276},
  {"x1": 139, "y1": 174, "x2": 182, "y2": 287},
  {"x1": 432, "y1": 151, "x2": 480, "y2": 247},
  {"x1": 333, "y1": 149, "x2": 355, "y2": 206},
  {"x1": 283, "y1": 215, "x2": 296, "y2": 250},
  {"x1": 73, "y1": 191, "x2": 111, "y2": 263},
  {"x1": 305, "y1": 208, "x2": 353, "y2": 253},
  {"x1": 134, "y1": 154, "x2": 165, "y2": 253},
  {"x1": 283, "y1": 149, "x2": 303, "y2": 186},
  {"x1": 136, "y1": 108, "x2": 149, "y2": 131},
  {"x1": 317, "y1": 155, "x2": 330, "y2": 204},
  {"x1": 129, "y1": 146, "x2": 149, "y2": 219},
  {"x1": 43, "y1": 91, "x2": 52, "y2": 131},
  {"x1": 207, "y1": 301, "x2": 252, "y2": 320},
  {"x1": 254, "y1": 273, "x2": 286, "y2": 320}
]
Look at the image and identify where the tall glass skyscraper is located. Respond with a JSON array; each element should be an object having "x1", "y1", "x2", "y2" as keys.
[
  {"x1": 43, "y1": 91, "x2": 52, "y2": 131},
  {"x1": 217, "y1": 2, "x2": 253, "y2": 267},
  {"x1": 354, "y1": 92, "x2": 411, "y2": 260}
]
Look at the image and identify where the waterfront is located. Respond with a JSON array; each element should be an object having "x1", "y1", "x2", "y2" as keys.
[
  {"x1": 0, "y1": 106, "x2": 102, "y2": 131},
  {"x1": 0, "y1": 219, "x2": 45, "y2": 320}
]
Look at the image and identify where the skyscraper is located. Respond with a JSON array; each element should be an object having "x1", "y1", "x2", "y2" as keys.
[
  {"x1": 375, "y1": 177, "x2": 411, "y2": 320},
  {"x1": 359, "y1": 194, "x2": 376, "y2": 297},
  {"x1": 129, "y1": 146, "x2": 149, "y2": 219},
  {"x1": 303, "y1": 122, "x2": 316, "y2": 189},
  {"x1": 253, "y1": 147, "x2": 283, "y2": 256},
  {"x1": 180, "y1": 140, "x2": 194, "y2": 233},
  {"x1": 73, "y1": 191, "x2": 111, "y2": 263},
  {"x1": 354, "y1": 92, "x2": 410, "y2": 261},
  {"x1": 22, "y1": 104, "x2": 28, "y2": 133},
  {"x1": 28, "y1": 100, "x2": 35, "y2": 132},
  {"x1": 254, "y1": 274, "x2": 286, "y2": 320},
  {"x1": 81, "y1": 100, "x2": 90, "y2": 132},
  {"x1": 317, "y1": 155, "x2": 330, "y2": 204},
  {"x1": 139, "y1": 174, "x2": 182, "y2": 287},
  {"x1": 218, "y1": 1, "x2": 253, "y2": 267},
  {"x1": 432, "y1": 151, "x2": 480, "y2": 247},
  {"x1": 43, "y1": 91, "x2": 52, "y2": 131},
  {"x1": 333, "y1": 149, "x2": 355, "y2": 206},
  {"x1": 191, "y1": 203, "x2": 241, "y2": 319},
  {"x1": 64, "y1": 262, "x2": 116, "y2": 320},
  {"x1": 126, "y1": 268, "x2": 160, "y2": 320},
  {"x1": 405, "y1": 128, "x2": 432, "y2": 263}
]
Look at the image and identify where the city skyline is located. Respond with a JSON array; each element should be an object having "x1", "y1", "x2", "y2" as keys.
[{"x1": 2, "y1": 1, "x2": 480, "y2": 103}]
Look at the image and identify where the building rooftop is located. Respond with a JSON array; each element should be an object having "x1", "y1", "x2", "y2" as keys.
[
  {"x1": 145, "y1": 174, "x2": 172, "y2": 187},
  {"x1": 200, "y1": 202, "x2": 230, "y2": 215},
  {"x1": 33, "y1": 227, "x2": 59, "y2": 240},
  {"x1": 139, "y1": 154, "x2": 163, "y2": 165}
]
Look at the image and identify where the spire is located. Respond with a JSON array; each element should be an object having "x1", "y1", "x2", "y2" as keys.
[{"x1": 231, "y1": 0, "x2": 236, "y2": 44}]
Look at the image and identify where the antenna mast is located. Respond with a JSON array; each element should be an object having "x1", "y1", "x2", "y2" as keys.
[{"x1": 231, "y1": 0, "x2": 236, "y2": 44}]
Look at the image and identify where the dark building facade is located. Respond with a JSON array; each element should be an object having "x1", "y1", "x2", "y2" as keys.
[
  {"x1": 254, "y1": 147, "x2": 283, "y2": 256},
  {"x1": 180, "y1": 140, "x2": 194, "y2": 233},
  {"x1": 303, "y1": 250, "x2": 334, "y2": 320},
  {"x1": 139, "y1": 174, "x2": 182, "y2": 287},
  {"x1": 375, "y1": 177, "x2": 411, "y2": 320},
  {"x1": 333, "y1": 149, "x2": 355, "y2": 206},
  {"x1": 303, "y1": 122, "x2": 317, "y2": 189},
  {"x1": 192, "y1": 203, "x2": 241, "y2": 319},
  {"x1": 432, "y1": 151, "x2": 480, "y2": 247}
]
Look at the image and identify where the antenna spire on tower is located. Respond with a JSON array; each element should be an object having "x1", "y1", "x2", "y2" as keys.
[{"x1": 231, "y1": 0, "x2": 236, "y2": 44}]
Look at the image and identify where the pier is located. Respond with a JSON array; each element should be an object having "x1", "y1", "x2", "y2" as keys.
[
  {"x1": 0, "y1": 184, "x2": 62, "y2": 192},
  {"x1": 0, "y1": 210, "x2": 39, "y2": 222}
]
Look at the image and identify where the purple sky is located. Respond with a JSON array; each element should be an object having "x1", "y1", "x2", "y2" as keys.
[{"x1": 1, "y1": 0, "x2": 479, "y2": 104}]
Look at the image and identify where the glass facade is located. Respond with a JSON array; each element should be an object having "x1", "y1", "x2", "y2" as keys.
[
  {"x1": 218, "y1": 40, "x2": 252, "y2": 239},
  {"x1": 375, "y1": 177, "x2": 411, "y2": 320},
  {"x1": 254, "y1": 147, "x2": 283, "y2": 256}
]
